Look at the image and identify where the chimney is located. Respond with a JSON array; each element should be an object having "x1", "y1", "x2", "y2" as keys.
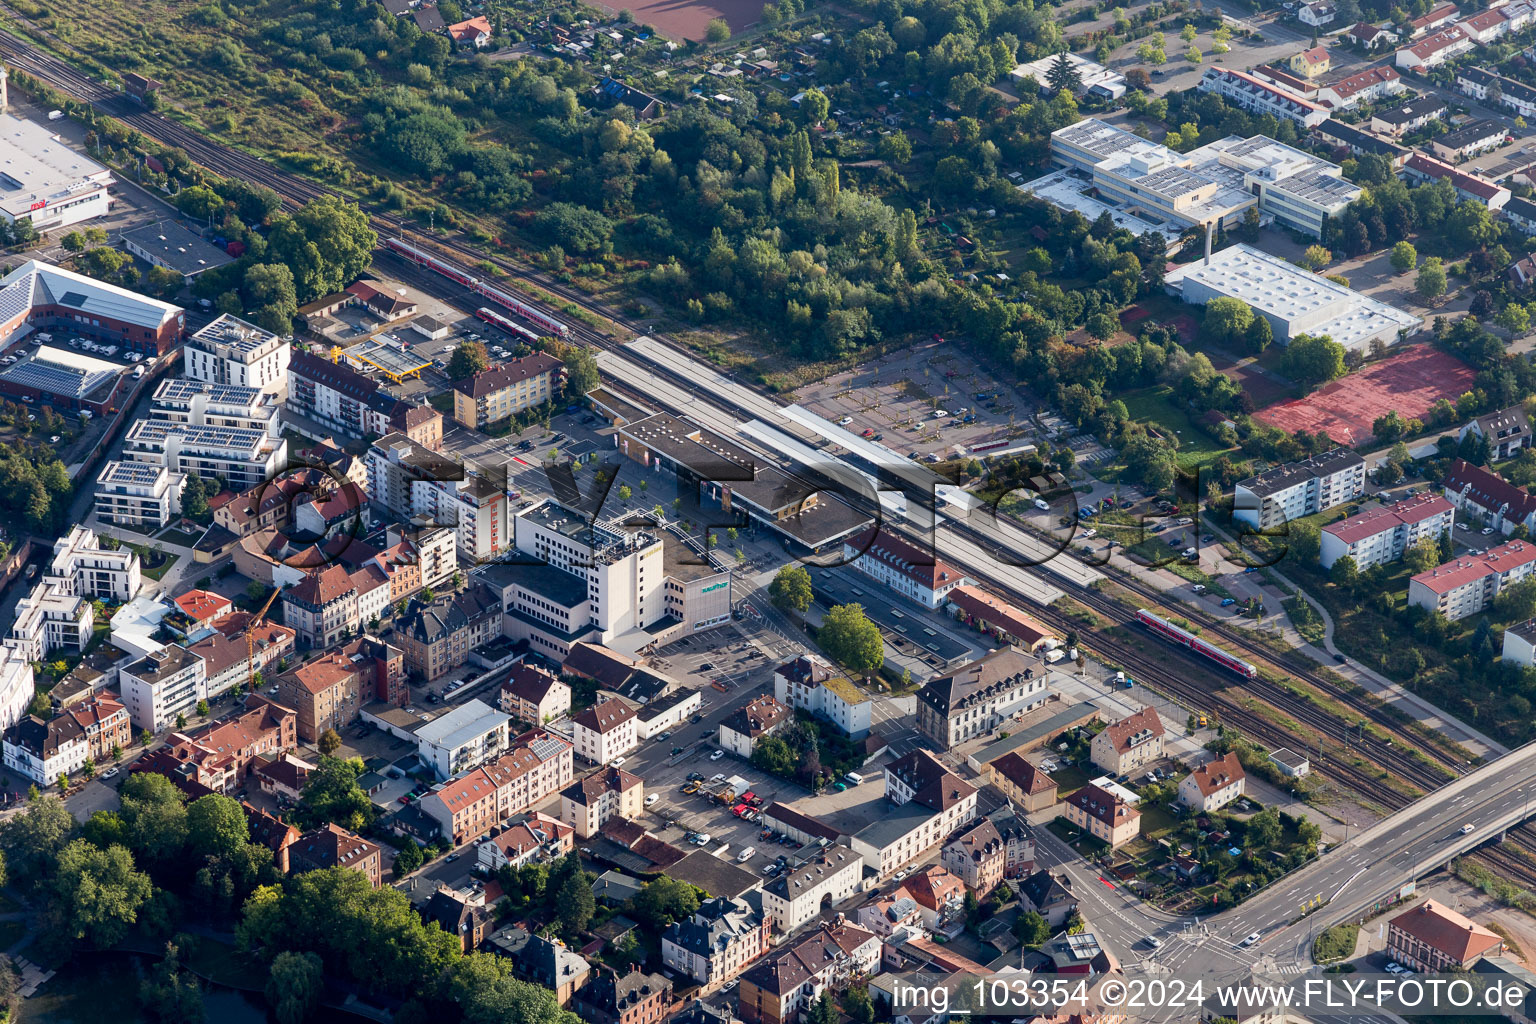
[{"x1": 1204, "y1": 220, "x2": 1215, "y2": 265}]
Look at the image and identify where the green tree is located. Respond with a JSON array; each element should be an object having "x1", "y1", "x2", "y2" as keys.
[
  {"x1": 1404, "y1": 537, "x2": 1440, "y2": 575},
  {"x1": 182, "y1": 472, "x2": 211, "y2": 522},
  {"x1": 843, "y1": 987, "x2": 877, "y2": 1024},
  {"x1": 1245, "y1": 314, "x2": 1273, "y2": 354},
  {"x1": 617, "y1": 485, "x2": 632, "y2": 501},
  {"x1": 818, "y1": 603, "x2": 884, "y2": 674},
  {"x1": 1495, "y1": 576, "x2": 1536, "y2": 621},
  {"x1": 801, "y1": 88, "x2": 830, "y2": 124},
  {"x1": 318, "y1": 728, "x2": 343, "y2": 756},
  {"x1": 140, "y1": 941, "x2": 204, "y2": 1024},
  {"x1": 563, "y1": 347, "x2": 600, "y2": 399},
  {"x1": 244, "y1": 263, "x2": 299, "y2": 335},
  {"x1": 751, "y1": 734, "x2": 797, "y2": 776},
  {"x1": 1330, "y1": 554, "x2": 1359, "y2": 592},
  {"x1": 555, "y1": 865, "x2": 595, "y2": 936},
  {"x1": 448, "y1": 340, "x2": 490, "y2": 381},
  {"x1": 196, "y1": 699, "x2": 210, "y2": 717},
  {"x1": 0, "y1": 795, "x2": 74, "y2": 881},
  {"x1": 394, "y1": 842, "x2": 424, "y2": 875},
  {"x1": 298, "y1": 756, "x2": 375, "y2": 831},
  {"x1": 1280, "y1": 334, "x2": 1347, "y2": 391},
  {"x1": 770, "y1": 565, "x2": 813, "y2": 613},
  {"x1": 809, "y1": 992, "x2": 839, "y2": 1024},
  {"x1": 266, "y1": 951, "x2": 324, "y2": 1024},
  {"x1": 119, "y1": 772, "x2": 189, "y2": 869},
  {"x1": 1416, "y1": 257, "x2": 1447, "y2": 301},
  {"x1": 53, "y1": 839, "x2": 153, "y2": 948},
  {"x1": 1497, "y1": 303, "x2": 1533, "y2": 336},
  {"x1": 266, "y1": 196, "x2": 377, "y2": 304},
  {"x1": 1390, "y1": 241, "x2": 1418, "y2": 273},
  {"x1": 187, "y1": 794, "x2": 250, "y2": 862},
  {"x1": 631, "y1": 877, "x2": 699, "y2": 933},
  {"x1": 1202, "y1": 296, "x2": 1253, "y2": 345},
  {"x1": 1246, "y1": 807, "x2": 1282, "y2": 848},
  {"x1": 1045, "y1": 53, "x2": 1083, "y2": 94},
  {"x1": 704, "y1": 17, "x2": 731, "y2": 42},
  {"x1": 1301, "y1": 245, "x2": 1332, "y2": 272}
]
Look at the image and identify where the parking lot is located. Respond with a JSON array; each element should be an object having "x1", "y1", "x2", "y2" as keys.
[{"x1": 792, "y1": 340, "x2": 1040, "y2": 462}]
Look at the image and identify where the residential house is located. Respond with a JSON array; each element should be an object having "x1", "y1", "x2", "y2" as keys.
[
  {"x1": 717, "y1": 694, "x2": 791, "y2": 759},
  {"x1": 1299, "y1": 0, "x2": 1336, "y2": 26},
  {"x1": 849, "y1": 750, "x2": 978, "y2": 878},
  {"x1": 772, "y1": 654, "x2": 870, "y2": 739},
  {"x1": 572, "y1": 698, "x2": 639, "y2": 764},
  {"x1": 1409, "y1": 540, "x2": 1536, "y2": 620},
  {"x1": 1409, "y1": 3, "x2": 1461, "y2": 37},
  {"x1": 662, "y1": 893, "x2": 773, "y2": 992},
  {"x1": 736, "y1": 922, "x2": 881, "y2": 1024},
  {"x1": 451, "y1": 353, "x2": 563, "y2": 428},
  {"x1": 1442, "y1": 459, "x2": 1536, "y2": 534},
  {"x1": 1462, "y1": 405, "x2": 1533, "y2": 460},
  {"x1": 1401, "y1": 153, "x2": 1511, "y2": 209},
  {"x1": 1459, "y1": 7, "x2": 1508, "y2": 42},
  {"x1": 1431, "y1": 119, "x2": 1509, "y2": 162},
  {"x1": 1018, "y1": 869, "x2": 1080, "y2": 928},
  {"x1": 498, "y1": 661, "x2": 572, "y2": 724},
  {"x1": 1178, "y1": 752, "x2": 1247, "y2": 812},
  {"x1": 1347, "y1": 22, "x2": 1401, "y2": 48},
  {"x1": 393, "y1": 582, "x2": 503, "y2": 681},
  {"x1": 161, "y1": 697, "x2": 297, "y2": 792},
  {"x1": 1395, "y1": 26, "x2": 1473, "y2": 71},
  {"x1": 289, "y1": 823, "x2": 382, "y2": 887},
  {"x1": 1387, "y1": 900, "x2": 1504, "y2": 970},
  {"x1": 571, "y1": 967, "x2": 672, "y2": 1024},
  {"x1": 986, "y1": 751, "x2": 1059, "y2": 813},
  {"x1": 447, "y1": 15, "x2": 493, "y2": 47},
  {"x1": 1459, "y1": 67, "x2": 1536, "y2": 119},
  {"x1": 245, "y1": 803, "x2": 299, "y2": 871},
  {"x1": 476, "y1": 812, "x2": 574, "y2": 872},
  {"x1": 561, "y1": 766, "x2": 644, "y2": 838},
  {"x1": 761, "y1": 846, "x2": 863, "y2": 934},
  {"x1": 274, "y1": 636, "x2": 404, "y2": 742},
  {"x1": 425, "y1": 885, "x2": 493, "y2": 952},
  {"x1": 1315, "y1": 65, "x2": 1404, "y2": 108},
  {"x1": 1090, "y1": 706, "x2": 1166, "y2": 775},
  {"x1": 1064, "y1": 782, "x2": 1142, "y2": 849},
  {"x1": 941, "y1": 817, "x2": 1014, "y2": 893},
  {"x1": 1371, "y1": 96, "x2": 1448, "y2": 137},
  {"x1": 1289, "y1": 46, "x2": 1331, "y2": 77},
  {"x1": 903, "y1": 864, "x2": 967, "y2": 930},
  {"x1": 486, "y1": 928, "x2": 591, "y2": 1005}
]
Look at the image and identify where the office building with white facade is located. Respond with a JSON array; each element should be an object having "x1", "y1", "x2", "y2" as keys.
[
  {"x1": 366, "y1": 433, "x2": 509, "y2": 562},
  {"x1": 1319, "y1": 493, "x2": 1454, "y2": 569},
  {"x1": 1166, "y1": 244, "x2": 1420, "y2": 352},
  {"x1": 185, "y1": 314, "x2": 291, "y2": 395},
  {"x1": 1410, "y1": 540, "x2": 1536, "y2": 621},
  {"x1": 1233, "y1": 448, "x2": 1366, "y2": 530}
]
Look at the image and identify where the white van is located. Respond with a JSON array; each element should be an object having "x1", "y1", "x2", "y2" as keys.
[
  {"x1": 737, "y1": 846, "x2": 757, "y2": 862},
  {"x1": 844, "y1": 772, "x2": 864, "y2": 786},
  {"x1": 1044, "y1": 649, "x2": 1065, "y2": 664}
]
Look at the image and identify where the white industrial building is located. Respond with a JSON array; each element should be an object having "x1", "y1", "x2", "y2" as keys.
[
  {"x1": 0, "y1": 109, "x2": 113, "y2": 231},
  {"x1": 1031, "y1": 119, "x2": 1361, "y2": 243},
  {"x1": 1165, "y1": 244, "x2": 1421, "y2": 352},
  {"x1": 413, "y1": 698, "x2": 511, "y2": 780},
  {"x1": 1233, "y1": 448, "x2": 1366, "y2": 530},
  {"x1": 185, "y1": 314, "x2": 291, "y2": 395}
]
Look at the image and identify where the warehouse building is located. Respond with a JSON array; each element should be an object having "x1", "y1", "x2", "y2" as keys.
[
  {"x1": 122, "y1": 221, "x2": 235, "y2": 284},
  {"x1": 0, "y1": 260, "x2": 184, "y2": 357},
  {"x1": 0, "y1": 112, "x2": 113, "y2": 231},
  {"x1": 1164, "y1": 244, "x2": 1421, "y2": 352}
]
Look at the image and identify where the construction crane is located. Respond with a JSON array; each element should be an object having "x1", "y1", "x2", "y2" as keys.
[{"x1": 247, "y1": 585, "x2": 282, "y2": 690}]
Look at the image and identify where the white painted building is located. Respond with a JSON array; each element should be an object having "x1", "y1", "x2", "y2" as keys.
[
  {"x1": 842, "y1": 526, "x2": 970, "y2": 609},
  {"x1": 1233, "y1": 448, "x2": 1367, "y2": 530},
  {"x1": 1177, "y1": 752, "x2": 1246, "y2": 812},
  {"x1": 367, "y1": 433, "x2": 510, "y2": 563},
  {"x1": 1409, "y1": 541, "x2": 1536, "y2": 621},
  {"x1": 1197, "y1": 66, "x2": 1330, "y2": 127},
  {"x1": 1319, "y1": 493, "x2": 1454, "y2": 570},
  {"x1": 185, "y1": 314, "x2": 291, "y2": 396},
  {"x1": 119, "y1": 644, "x2": 208, "y2": 733},
  {"x1": 94, "y1": 460, "x2": 185, "y2": 530},
  {"x1": 772, "y1": 654, "x2": 871, "y2": 739},
  {"x1": 414, "y1": 698, "x2": 512, "y2": 780},
  {"x1": 0, "y1": 647, "x2": 34, "y2": 736},
  {"x1": 570, "y1": 698, "x2": 638, "y2": 764},
  {"x1": 760, "y1": 846, "x2": 864, "y2": 933}
]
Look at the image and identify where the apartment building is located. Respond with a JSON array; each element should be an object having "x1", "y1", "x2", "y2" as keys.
[
  {"x1": 159, "y1": 697, "x2": 297, "y2": 793},
  {"x1": 941, "y1": 817, "x2": 1012, "y2": 894},
  {"x1": 772, "y1": 654, "x2": 870, "y2": 739},
  {"x1": 1315, "y1": 65, "x2": 1405, "y2": 108},
  {"x1": 497, "y1": 662, "x2": 572, "y2": 724},
  {"x1": 842, "y1": 526, "x2": 971, "y2": 609},
  {"x1": 476, "y1": 812, "x2": 575, "y2": 873},
  {"x1": 6, "y1": 528, "x2": 141, "y2": 662},
  {"x1": 1401, "y1": 153, "x2": 1510, "y2": 210},
  {"x1": 1409, "y1": 540, "x2": 1536, "y2": 620},
  {"x1": 288, "y1": 349, "x2": 401, "y2": 440},
  {"x1": 289, "y1": 823, "x2": 382, "y2": 888},
  {"x1": 1431, "y1": 119, "x2": 1509, "y2": 162},
  {"x1": 1388, "y1": 900, "x2": 1505, "y2": 971},
  {"x1": 419, "y1": 766, "x2": 502, "y2": 846},
  {"x1": 1442, "y1": 459, "x2": 1536, "y2": 535},
  {"x1": 120, "y1": 644, "x2": 207, "y2": 733},
  {"x1": 414, "y1": 698, "x2": 511, "y2": 780},
  {"x1": 571, "y1": 967, "x2": 672, "y2": 1024},
  {"x1": 2, "y1": 712, "x2": 87, "y2": 785},
  {"x1": 94, "y1": 461, "x2": 185, "y2": 530},
  {"x1": 737, "y1": 922, "x2": 881, "y2": 1024},
  {"x1": 124, "y1": 379, "x2": 287, "y2": 490},
  {"x1": 1233, "y1": 448, "x2": 1366, "y2": 530},
  {"x1": 51, "y1": 526, "x2": 142, "y2": 602},
  {"x1": 0, "y1": 648, "x2": 34, "y2": 739},
  {"x1": 718, "y1": 694, "x2": 792, "y2": 759},
  {"x1": 393, "y1": 581, "x2": 502, "y2": 680},
  {"x1": 281, "y1": 564, "x2": 390, "y2": 649},
  {"x1": 451, "y1": 352, "x2": 563, "y2": 429},
  {"x1": 1395, "y1": 25, "x2": 1474, "y2": 70},
  {"x1": 1197, "y1": 66, "x2": 1330, "y2": 126},
  {"x1": 1091, "y1": 706, "x2": 1166, "y2": 775},
  {"x1": 184, "y1": 314, "x2": 290, "y2": 395},
  {"x1": 1371, "y1": 95, "x2": 1448, "y2": 136},
  {"x1": 849, "y1": 750, "x2": 978, "y2": 878},
  {"x1": 1319, "y1": 493, "x2": 1454, "y2": 570},
  {"x1": 1461, "y1": 405, "x2": 1533, "y2": 461},
  {"x1": 1459, "y1": 67, "x2": 1536, "y2": 119},
  {"x1": 662, "y1": 894, "x2": 773, "y2": 991},
  {"x1": 761, "y1": 846, "x2": 863, "y2": 933},
  {"x1": 1178, "y1": 751, "x2": 1247, "y2": 812},
  {"x1": 274, "y1": 636, "x2": 405, "y2": 742},
  {"x1": 904, "y1": 864, "x2": 967, "y2": 930},
  {"x1": 916, "y1": 646, "x2": 1047, "y2": 749},
  {"x1": 5, "y1": 583, "x2": 92, "y2": 663},
  {"x1": 1064, "y1": 782, "x2": 1142, "y2": 849},
  {"x1": 571, "y1": 698, "x2": 639, "y2": 764},
  {"x1": 487, "y1": 927, "x2": 589, "y2": 1005},
  {"x1": 416, "y1": 731, "x2": 574, "y2": 844},
  {"x1": 1459, "y1": 7, "x2": 1509, "y2": 42},
  {"x1": 366, "y1": 433, "x2": 510, "y2": 562},
  {"x1": 560, "y1": 766, "x2": 644, "y2": 838}
]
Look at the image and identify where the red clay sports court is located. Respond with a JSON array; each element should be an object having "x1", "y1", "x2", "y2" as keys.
[{"x1": 1252, "y1": 345, "x2": 1475, "y2": 445}]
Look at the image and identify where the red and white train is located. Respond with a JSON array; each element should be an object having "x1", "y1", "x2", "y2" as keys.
[
  {"x1": 385, "y1": 237, "x2": 570, "y2": 339},
  {"x1": 1134, "y1": 609, "x2": 1257, "y2": 679},
  {"x1": 475, "y1": 307, "x2": 542, "y2": 345}
]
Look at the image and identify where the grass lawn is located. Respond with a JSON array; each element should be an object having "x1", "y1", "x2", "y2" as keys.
[
  {"x1": 154, "y1": 525, "x2": 205, "y2": 547},
  {"x1": 1120, "y1": 386, "x2": 1236, "y2": 470},
  {"x1": 1139, "y1": 803, "x2": 1181, "y2": 840},
  {"x1": 1050, "y1": 764, "x2": 1094, "y2": 797},
  {"x1": 429, "y1": 392, "x2": 455, "y2": 415},
  {"x1": 140, "y1": 553, "x2": 179, "y2": 582},
  {"x1": 1313, "y1": 923, "x2": 1359, "y2": 963}
]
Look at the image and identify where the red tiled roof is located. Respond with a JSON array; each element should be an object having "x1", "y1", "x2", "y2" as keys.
[
  {"x1": 448, "y1": 14, "x2": 492, "y2": 40},
  {"x1": 1404, "y1": 25, "x2": 1468, "y2": 61},
  {"x1": 173, "y1": 589, "x2": 232, "y2": 623},
  {"x1": 846, "y1": 526, "x2": 966, "y2": 589},
  {"x1": 1403, "y1": 154, "x2": 1505, "y2": 201},
  {"x1": 1462, "y1": 8, "x2": 1506, "y2": 31},
  {"x1": 949, "y1": 585, "x2": 1055, "y2": 647},
  {"x1": 1326, "y1": 65, "x2": 1400, "y2": 100},
  {"x1": 1444, "y1": 459, "x2": 1536, "y2": 521},
  {"x1": 1103, "y1": 706, "x2": 1164, "y2": 754},
  {"x1": 1066, "y1": 783, "x2": 1141, "y2": 827},
  {"x1": 990, "y1": 751, "x2": 1056, "y2": 795},
  {"x1": 453, "y1": 352, "x2": 563, "y2": 398},
  {"x1": 1412, "y1": 540, "x2": 1536, "y2": 594},
  {"x1": 286, "y1": 564, "x2": 356, "y2": 607},
  {"x1": 1185, "y1": 752, "x2": 1245, "y2": 798},
  {"x1": 1322, "y1": 493, "x2": 1452, "y2": 544},
  {"x1": 571, "y1": 697, "x2": 636, "y2": 735},
  {"x1": 1390, "y1": 899, "x2": 1503, "y2": 962},
  {"x1": 1412, "y1": 2, "x2": 1459, "y2": 27}
]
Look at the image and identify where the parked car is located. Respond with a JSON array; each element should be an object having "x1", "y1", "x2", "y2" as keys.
[{"x1": 710, "y1": 749, "x2": 725, "y2": 761}]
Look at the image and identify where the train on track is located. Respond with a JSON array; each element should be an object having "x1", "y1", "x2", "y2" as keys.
[
  {"x1": 1134, "y1": 609, "x2": 1258, "y2": 679},
  {"x1": 475, "y1": 307, "x2": 543, "y2": 345},
  {"x1": 385, "y1": 237, "x2": 570, "y2": 339}
]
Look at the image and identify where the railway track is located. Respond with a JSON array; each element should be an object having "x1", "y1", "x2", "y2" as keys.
[{"x1": 0, "y1": 27, "x2": 1476, "y2": 808}]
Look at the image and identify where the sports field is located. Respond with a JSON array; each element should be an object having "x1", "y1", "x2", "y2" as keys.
[{"x1": 1253, "y1": 346, "x2": 1475, "y2": 445}]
